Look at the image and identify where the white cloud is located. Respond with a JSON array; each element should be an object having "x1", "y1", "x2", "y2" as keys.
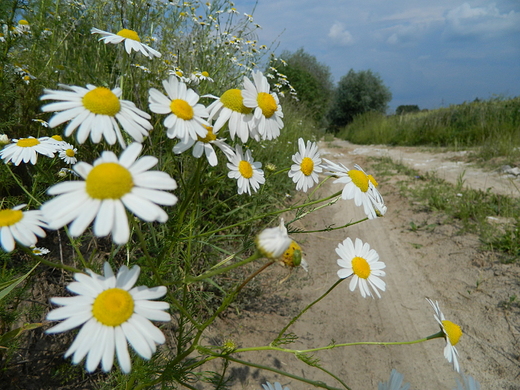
[
  {"x1": 443, "y1": 2, "x2": 520, "y2": 40},
  {"x1": 328, "y1": 22, "x2": 355, "y2": 46}
]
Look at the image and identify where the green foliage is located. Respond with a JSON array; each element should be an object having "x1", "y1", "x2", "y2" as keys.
[
  {"x1": 340, "y1": 97, "x2": 520, "y2": 160},
  {"x1": 371, "y1": 156, "x2": 520, "y2": 263},
  {"x1": 396, "y1": 104, "x2": 420, "y2": 115},
  {"x1": 328, "y1": 69, "x2": 392, "y2": 132},
  {"x1": 274, "y1": 48, "x2": 334, "y2": 125}
]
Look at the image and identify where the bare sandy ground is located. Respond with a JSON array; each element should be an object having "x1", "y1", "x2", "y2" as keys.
[{"x1": 207, "y1": 140, "x2": 520, "y2": 390}]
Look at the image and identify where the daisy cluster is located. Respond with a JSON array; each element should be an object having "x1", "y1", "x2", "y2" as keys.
[{"x1": 0, "y1": 1, "x2": 468, "y2": 384}]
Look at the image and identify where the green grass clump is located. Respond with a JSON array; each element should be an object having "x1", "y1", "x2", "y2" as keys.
[
  {"x1": 371, "y1": 156, "x2": 520, "y2": 263},
  {"x1": 339, "y1": 97, "x2": 520, "y2": 161}
]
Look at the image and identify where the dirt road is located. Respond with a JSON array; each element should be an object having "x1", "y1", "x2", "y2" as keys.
[{"x1": 209, "y1": 140, "x2": 520, "y2": 390}]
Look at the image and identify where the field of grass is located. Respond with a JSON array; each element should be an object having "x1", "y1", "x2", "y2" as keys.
[
  {"x1": 0, "y1": 1, "x2": 333, "y2": 388},
  {"x1": 370, "y1": 156, "x2": 520, "y2": 263},
  {"x1": 338, "y1": 97, "x2": 520, "y2": 163}
]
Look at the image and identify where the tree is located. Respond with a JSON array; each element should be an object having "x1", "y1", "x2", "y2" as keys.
[
  {"x1": 328, "y1": 69, "x2": 392, "y2": 131},
  {"x1": 275, "y1": 48, "x2": 334, "y2": 125},
  {"x1": 396, "y1": 105, "x2": 420, "y2": 115}
]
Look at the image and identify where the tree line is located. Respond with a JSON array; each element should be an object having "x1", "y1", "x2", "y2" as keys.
[{"x1": 270, "y1": 48, "x2": 394, "y2": 133}]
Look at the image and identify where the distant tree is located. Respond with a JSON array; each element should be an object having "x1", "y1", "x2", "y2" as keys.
[
  {"x1": 396, "y1": 105, "x2": 420, "y2": 115},
  {"x1": 274, "y1": 48, "x2": 334, "y2": 125},
  {"x1": 328, "y1": 69, "x2": 392, "y2": 132}
]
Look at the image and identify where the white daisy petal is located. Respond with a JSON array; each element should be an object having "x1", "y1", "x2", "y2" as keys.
[
  {"x1": 40, "y1": 83, "x2": 152, "y2": 148},
  {"x1": 41, "y1": 143, "x2": 177, "y2": 245},
  {"x1": 226, "y1": 145, "x2": 264, "y2": 195},
  {"x1": 336, "y1": 237, "x2": 385, "y2": 298},
  {"x1": 46, "y1": 262, "x2": 170, "y2": 373},
  {"x1": 148, "y1": 76, "x2": 209, "y2": 142},
  {"x1": 288, "y1": 138, "x2": 323, "y2": 192}
]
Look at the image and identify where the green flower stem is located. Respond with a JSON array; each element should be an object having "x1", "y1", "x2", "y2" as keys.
[
  {"x1": 185, "y1": 250, "x2": 263, "y2": 283},
  {"x1": 275, "y1": 279, "x2": 345, "y2": 341},
  {"x1": 308, "y1": 175, "x2": 333, "y2": 198},
  {"x1": 130, "y1": 218, "x2": 201, "y2": 329},
  {"x1": 270, "y1": 167, "x2": 290, "y2": 176},
  {"x1": 19, "y1": 246, "x2": 82, "y2": 273},
  {"x1": 290, "y1": 217, "x2": 368, "y2": 234},
  {"x1": 235, "y1": 334, "x2": 441, "y2": 355},
  {"x1": 235, "y1": 260, "x2": 275, "y2": 295},
  {"x1": 196, "y1": 348, "x2": 345, "y2": 390},
  {"x1": 4, "y1": 164, "x2": 42, "y2": 206},
  {"x1": 189, "y1": 190, "x2": 343, "y2": 240},
  {"x1": 62, "y1": 226, "x2": 88, "y2": 269}
]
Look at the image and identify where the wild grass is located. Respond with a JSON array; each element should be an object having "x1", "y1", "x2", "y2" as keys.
[
  {"x1": 370, "y1": 156, "x2": 520, "y2": 263},
  {"x1": 0, "y1": 0, "x2": 326, "y2": 388},
  {"x1": 339, "y1": 97, "x2": 520, "y2": 163}
]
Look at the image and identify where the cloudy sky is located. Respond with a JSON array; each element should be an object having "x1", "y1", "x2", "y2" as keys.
[{"x1": 233, "y1": 0, "x2": 520, "y2": 111}]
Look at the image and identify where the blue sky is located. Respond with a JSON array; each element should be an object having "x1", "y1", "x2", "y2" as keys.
[{"x1": 233, "y1": 0, "x2": 520, "y2": 112}]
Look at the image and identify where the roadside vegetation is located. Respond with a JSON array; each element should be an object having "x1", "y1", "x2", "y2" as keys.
[
  {"x1": 370, "y1": 156, "x2": 520, "y2": 264},
  {"x1": 338, "y1": 97, "x2": 520, "y2": 163}
]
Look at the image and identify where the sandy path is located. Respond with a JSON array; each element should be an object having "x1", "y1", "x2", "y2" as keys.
[
  {"x1": 334, "y1": 140, "x2": 520, "y2": 197},
  {"x1": 207, "y1": 140, "x2": 520, "y2": 390}
]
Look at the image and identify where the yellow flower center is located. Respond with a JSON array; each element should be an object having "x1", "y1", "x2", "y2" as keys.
[
  {"x1": 85, "y1": 162, "x2": 134, "y2": 199},
  {"x1": 116, "y1": 28, "x2": 141, "y2": 42},
  {"x1": 16, "y1": 138, "x2": 40, "y2": 148},
  {"x1": 0, "y1": 209, "x2": 23, "y2": 227},
  {"x1": 257, "y1": 92, "x2": 277, "y2": 118},
  {"x1": 65, "y1": 149, "x2": 75, "y2": 157},
  {"x1": 18, "y1": 20, "x2": 29, "y2": 25},
  {"x1": 348, "y1": 169, "x2": 369, "y2": 192},
  {"x1": 351, "y1": 256, "x2": 371, "y2": 279},
  {"x1": 170, "y1": 99, "x2": 194, "y2": 120},
  {"x1": 201, "y1": 71, "x2": 209, "y2": 77},
  {"x1": 238, "y1": 160, "x2": 253, "y2": 179},
  {"x1": 442, "y1": 320, "x2": 462, "y2": 346},
  {"x1": 82, "y1": 87, "x2": 121, "y2": 116},
  {"x1": 197, "y1": 127, "x2": 216, "y2": 143},
  {"x1": 51, "y1": 135, "x2": 63, "y2": 141},
  {"x1": 301, "y1": 157, "x2": 314, "y2": 176},
  {"x1": 368, "y1": 174, "x2": 378, "y2": 187},
  {"x1": 280, "y1": 241, "x2": 302, "y2": 267},
  {"x1": 92, "y1": 288, "x2": 134, "y2": 326},
  {"x1": 220, "y1": 89, "x2": 253, "y2": 114},
  {"x1": 33, "y1": 249, "x2": 42, "y2": 254}
]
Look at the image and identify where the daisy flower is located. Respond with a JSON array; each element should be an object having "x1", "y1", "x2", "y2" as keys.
[
  {"x1": 173, "y1": 125, "x2": 233, "y2": 167},
  {"x1": 148, "y1": 76, "x2": 209, "y2": 142},
  {"x1": 91, "y1": 27, "x2": 161, "y2": 58},
  {"x1": 323, "y1": 159, "x2": 386, "y2": 219},
  {"x1": 189, "y1": 71, "x2": 214, "y2": 85},
  {"x1": 0, "y1": 134, "x2": 10, "y2": 145},
  {"x1": 262, "y1": 382, "x2": 290, "y2": 390},
  {"x1": 336, "y1": 237, "x2": 386, "y2": 298},
  {"x1": 40, "y1": 84, "x2": 153, "y2": 147},
  {"x1": 226, "y1": 145, "x2": 265, "y2": 195},
  {"x1": 426, "y1": 298, "x2": 463, "y2": 373},
  {"x1": 0, "y1": 204, "x2": 47, "y2": 252},
  {"x1": 31, "y1": 246, "x2": 50, "y2": 255},
  {"x1": 206, "y1": 89, "x2": 256, "y2": 143},
  {"x1": 41, "y1": 143, "x2": 178, "y2": 245},
  {"x1": 378, "y1": 369, "x2": 410, "y2": 390},
  {"x1": 279, "y1": 240, "x2": 308, "y2": 272},
  {"x1": 46, "y1": 262, "x2": 170, "y2": 373},
  {"x1": 58, "y1": 142, "x2": 78, "y2": 165},
  {"x1": 242, "y1": 70, "x2": 284, "y2": 141},
  {"x1": 0, "y1": 136, "x2": 55, "y2": 165},
  {"x1": 255, "y1": 219, "x2": 291, "y2": 259},
  {"x1": 288, "y1": 138, "x2": 322, "y2": 192},
  {"x1": 454, "y1": 374, "x2": 481, "y2": 390}
]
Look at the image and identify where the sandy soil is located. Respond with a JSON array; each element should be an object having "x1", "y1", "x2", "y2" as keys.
[{"x1": 207, "y1": 140, "x2": 520, "y2": 390}]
